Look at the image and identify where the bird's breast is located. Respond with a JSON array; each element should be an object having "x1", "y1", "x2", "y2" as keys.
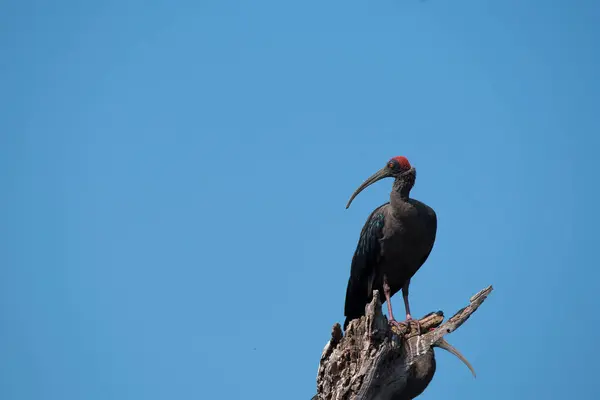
[
  {"x1": 382, "y1": 221, "x2": 434, "y2": 253},
  {"x1": 379, "y1": 215, "x2": 436, "y2": 274}
]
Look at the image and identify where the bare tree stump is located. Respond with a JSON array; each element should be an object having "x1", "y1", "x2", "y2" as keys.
[{"x1": 313, "y1": 286, "x2": 493, "y2": 400}]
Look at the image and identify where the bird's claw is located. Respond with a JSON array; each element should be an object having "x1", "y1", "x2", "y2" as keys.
[
  {"x1": 389, "y1": 317, "x2": 421, "y2": 334},
  {"x1": 407, "y1": 318, "x2": 422, "y2": 334},
  {"x1": 388, "y1": 319, "x2": 407, "y2": 335},
  {"x1": 388, "y1": 319, "x2": 404, "y2": 329}
]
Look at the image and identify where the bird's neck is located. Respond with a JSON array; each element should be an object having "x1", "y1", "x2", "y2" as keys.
[
  {"x1": 390, "y1": 184, "x2": 410, "y2": 208},
  {"x1": 390, "y1": 175, "x2": 415, "y2": 209}
]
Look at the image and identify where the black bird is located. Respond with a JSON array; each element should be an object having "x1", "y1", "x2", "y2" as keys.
[{"x1": 343, "y1": 156, "x2": 437, "y2": 330}]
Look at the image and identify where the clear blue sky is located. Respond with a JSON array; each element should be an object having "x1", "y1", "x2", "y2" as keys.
[{"x1": 2, "y1": 0, "x2": 599, "y2": 399}]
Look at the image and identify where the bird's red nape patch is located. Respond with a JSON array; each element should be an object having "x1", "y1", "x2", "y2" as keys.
[{"x1": 392, "y1": 156, "x2": 411, "y2": 170}]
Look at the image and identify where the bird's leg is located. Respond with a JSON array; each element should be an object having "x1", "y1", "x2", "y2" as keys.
[
  {"x1": 383, "y1": 275, "x2": 404, "y2": 330},
  {"x1": 402, "y1": 280, "x2": 421, "y2": 333}
]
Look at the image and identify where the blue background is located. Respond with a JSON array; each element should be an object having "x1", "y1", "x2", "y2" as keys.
[{"x1": 2, "y1": 0, "x2": 599, "y2": 399}]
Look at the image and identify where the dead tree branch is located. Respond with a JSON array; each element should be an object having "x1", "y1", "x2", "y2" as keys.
[{"x1": 313, "y1": 286, "x2": 493, "y2": 400}]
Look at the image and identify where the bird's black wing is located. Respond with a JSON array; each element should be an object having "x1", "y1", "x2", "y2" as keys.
[{"x1": 343, "y1": 202, "x2": 388, "y2": 329}]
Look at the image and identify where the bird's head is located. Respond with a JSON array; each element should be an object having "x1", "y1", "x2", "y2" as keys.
[{"x1": 346, "y1": 156, "x2": 416, "y2": 209}]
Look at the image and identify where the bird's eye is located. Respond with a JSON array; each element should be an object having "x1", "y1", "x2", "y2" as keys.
[{"x1": 388, "y1": 161, "x2": 395, "y2": 169}]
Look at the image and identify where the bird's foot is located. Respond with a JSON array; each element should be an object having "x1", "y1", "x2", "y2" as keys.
[
  {"x1": 388, "y1": 319, "x2": 408, "y2": 334},
  {"x1": 389, "y1": 315, "x2": 421, "y2": 335},
  {"x1": 387, "y1": 318, "x2": 420, "y2": 335},
  {"x1": 405, "y1": 315, "x2": 422, "y2": 334}
]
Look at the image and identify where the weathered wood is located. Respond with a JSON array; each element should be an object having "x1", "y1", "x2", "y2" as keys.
[{"x1": 313, "y1": 286, "x2": 493, "y2": 400}]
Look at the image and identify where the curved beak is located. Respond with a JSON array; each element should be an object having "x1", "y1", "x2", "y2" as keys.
[
  {"x1": 433, "y1": 338, "x2": 476, "y2": 378},
  {"x1": 345, "y1": 167, "x2": 391, "y2": 209}
]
